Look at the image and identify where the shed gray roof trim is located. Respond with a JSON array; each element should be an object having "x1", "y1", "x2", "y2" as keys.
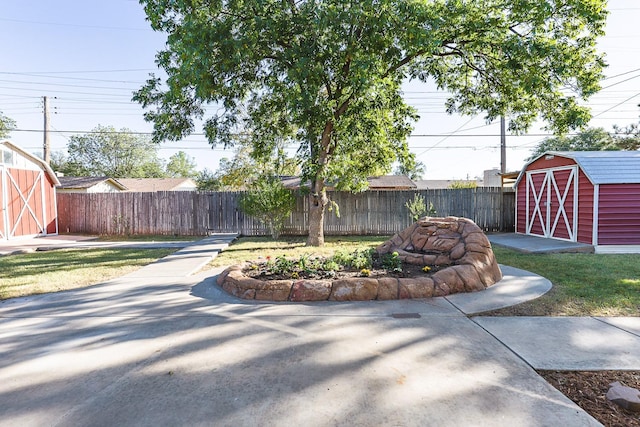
[{"x1": 518, "y1": 151, "x2": 640, "y2": 185}]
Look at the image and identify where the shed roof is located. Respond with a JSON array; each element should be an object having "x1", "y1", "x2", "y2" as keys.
[
  {"x1": 517, "y1": 151, "x2": 640, "y2": 185},
  {"x1": 0, "y1": 140, "x2": 60, "y2": 186}
]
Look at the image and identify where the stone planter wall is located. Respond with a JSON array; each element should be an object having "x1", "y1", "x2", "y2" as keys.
[{"x1": 216, "y1": 217, "x2": 502, "y2": 302}]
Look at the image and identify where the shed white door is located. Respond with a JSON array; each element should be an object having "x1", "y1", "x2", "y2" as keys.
[{"x1": 525, "y1": 166, "x2": 578, "y2": 241}]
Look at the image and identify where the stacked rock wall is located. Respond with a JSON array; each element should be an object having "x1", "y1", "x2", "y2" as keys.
[{"x1": 376, "y1": 216, "x2": 502, "y2": 295}]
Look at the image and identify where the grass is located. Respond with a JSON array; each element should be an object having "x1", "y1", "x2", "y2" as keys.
[
  {"x1": 207, "y1": 235, "x2": 389, "y2": 268},
  {"x1": 490, "y1": 246, "x2": 640, "y2": 316},
  {"x1": 0, "y1": 248, "x2": 175, "y2": 300}
]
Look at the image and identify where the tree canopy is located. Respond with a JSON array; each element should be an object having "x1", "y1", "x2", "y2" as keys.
[
  {"x1": 527, "y1": 127, "x2": 615, "y2": 160},
  {"x1": 528, "y1": 125, "x2": 640, "y2": 160},
  {"x1": 59, "y1": 125, "x2": 167, "y2": 178},
  {"x1": 0, "y1": 110, "x2": 16, "y2": 139},
  {"x1": 136, "y1": 0, "x2": 607, "y2": 245},
  {"x1": 166, "y1": 150, "x2": 198, "y2": 178}
]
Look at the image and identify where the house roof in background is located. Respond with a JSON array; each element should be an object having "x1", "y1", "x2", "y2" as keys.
[
  {"x1": 367, "y1": 175, "x2": 416, "y2": 189},
  {"x1": 414, "y1": 179, "x2": 481, "y2": 190},
  {"x1": 280, "y1": 175, "x2": 416, "y2": 190},
  {"x1": 118, "y1": 178, "x2": 197, "y2": 192},
  {"x1": 57, "y1": 176, "x2": 128, "y2": 190}
]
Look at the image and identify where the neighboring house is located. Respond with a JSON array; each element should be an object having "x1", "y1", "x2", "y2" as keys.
[
  {"x1": 281, "y1": 175, "x2": 416, "y2": 191},
  {"x1": 515, "y1": 151, "x2": 640, "y2": 253},
  {"x1": 0, "y1": 140, "x2": 59, "y2": 240},
  {"x1": 367, "y1": 175, "x2": 416, "y2": 190},
  {"x1": 118, "y1": 178, "x2": 197, "y2": 192},
  {"x1": 57, "y1": 176, "x2": 128, "y2": 193}
]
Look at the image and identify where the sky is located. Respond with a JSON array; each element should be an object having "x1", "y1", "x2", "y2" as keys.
[{"x1": 1, "y1": 0, "x2": 640, "y2": 180}]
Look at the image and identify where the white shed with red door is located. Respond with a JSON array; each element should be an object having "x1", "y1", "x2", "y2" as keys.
[
  {"x1": 0, "y1": 141, "x2": 60, "y2": 240},
  {"x1": 515, "y1": 151, "x2": 640, "y2": 253}
]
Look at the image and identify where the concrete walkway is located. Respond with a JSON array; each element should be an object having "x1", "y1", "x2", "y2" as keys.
[
  {"x1": 488, "y1": 232, "x2": 594, "y2": 254},
  {"x1": 1, "y1": 236, "x2": 638, "y2": 426}
]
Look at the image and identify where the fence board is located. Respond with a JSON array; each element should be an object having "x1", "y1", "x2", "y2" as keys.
[{"x1": 57, "y1": 188, "x2": 515, "y2": 237}]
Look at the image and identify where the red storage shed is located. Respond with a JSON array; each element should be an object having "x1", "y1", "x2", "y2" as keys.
[
  {"x1": 0, "y1": 141, "x2": 60, "y2": 240},
  {"x1": 515, "y1": 151, "x2": 640, "y2": 253}
]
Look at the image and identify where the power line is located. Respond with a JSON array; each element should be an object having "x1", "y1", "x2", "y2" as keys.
[{"x1": 0, "y1": 17, "x2": 150, "y2": 31}]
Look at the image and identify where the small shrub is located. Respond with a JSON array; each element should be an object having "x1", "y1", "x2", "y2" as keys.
[
  {"x1": 448, "y1": 180, "x2": 477, "y2": 189},
  {"x1": 381, "y1": 251, "x2": 402, "y2": 272},
  {"x1": 405, "y1": 193, "x2": 436, "y2": 221},
  {"x1": 405, "y1": 193, "x2": 427, "y2": 221},
  {"x1": 351, "y1": 248, "x2": 373, "y2": 270},
  {"x1": 238, "y1": 177, "x2": 296, "y2": 239},
  {"x1": 322, "y1": 260, "x2": 341, "y2": 272}
]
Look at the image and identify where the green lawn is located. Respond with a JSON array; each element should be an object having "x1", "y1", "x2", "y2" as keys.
[
  {"x1": 0, "y1": 248, "x2": 175, "y2": 300},
  {"x1": 491, "y1": 246, "x2": 640, "y2": 316}
]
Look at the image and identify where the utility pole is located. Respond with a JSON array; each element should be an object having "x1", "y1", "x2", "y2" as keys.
[
  {"x1": 43, "y1": 96, "x2": 51, "y2": 164},
  {"x1": 500, "y1": 116, "x2": 506, "y2": 174}
]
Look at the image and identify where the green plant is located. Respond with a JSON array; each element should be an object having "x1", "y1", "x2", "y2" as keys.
[
  {"x1": 405, "y1": 193, "x2": 427, "y2": 221},
  {"x1": 330, "y1": 248, "x2": 372, "y2": 270},
  {"x1": 448, "y1": 180, "x2": 478, "y2": 189},
  {"x1": 351, "y1": 249, "x2": 373, "y2": 270},
  {"x1": 321, "y1": 260, "x2": 341, "y2": 272},
  {"x1": 381, "y1": 251, "x2": 402, "y2": 273},
  {"x1": 238, "y1": 178, "x2": 296, "y2": 239},
  {"x1": 272, "y1": 255, "x2": 295, "y2": 275},
  {"x1": 405, "y1": 193, "x2": 437, "y2": 221}
]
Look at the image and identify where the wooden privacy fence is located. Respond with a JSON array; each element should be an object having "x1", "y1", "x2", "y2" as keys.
[{"x1": 57, "y1": 188, "x2": 515, "y2": 237}]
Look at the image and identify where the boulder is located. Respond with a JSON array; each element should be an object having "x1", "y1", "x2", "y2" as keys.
[
  {"x1": 376, "y1": 216, "x2": 502, "y2": 294},
  {"x1": 606, "y1": 381, "x2": 640, "y2": 412}
]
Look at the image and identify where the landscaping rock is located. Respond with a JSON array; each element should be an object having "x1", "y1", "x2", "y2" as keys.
[
  {"x1": 606, "y1": 381, "x2": 640, "y2": 412},
  {"x1": 377, "y1": 277, "x2": 399, "y2": 300},
  {"x1": 376, "y1": 216, "x2": 502, "y2": 293},
  {"x1": 216, "y1": 216, "x2": 502, "y2": 302},
  {"x1": 290, "y1": 280, "x2": 332, "y2": 302},
  {"x1": 330, "y1": 278, "x2": 378, "y2": 301},
  {"x1": 254, "y1": 280, "x2": 293, "y2": 301}
]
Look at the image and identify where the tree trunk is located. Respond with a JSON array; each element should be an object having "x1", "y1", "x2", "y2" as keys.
[
  {"x1": 307, "y1": 121, "x2": 333, "y2": 246},
  {"x1": 307, "y1": 188, "x2": 328, "y2": 246}
]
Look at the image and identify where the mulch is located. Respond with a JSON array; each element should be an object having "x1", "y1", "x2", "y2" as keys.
[{"x1": 538, "y1": 370, "x2": 640, "y2": 426}]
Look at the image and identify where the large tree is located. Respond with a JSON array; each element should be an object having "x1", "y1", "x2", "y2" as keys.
[
  {"x1": 65, "y1": 125, "x2": 167, "y2": 178},
  {"x1": 135, "y1": 0, "x2": 607, "y2": 246}
]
